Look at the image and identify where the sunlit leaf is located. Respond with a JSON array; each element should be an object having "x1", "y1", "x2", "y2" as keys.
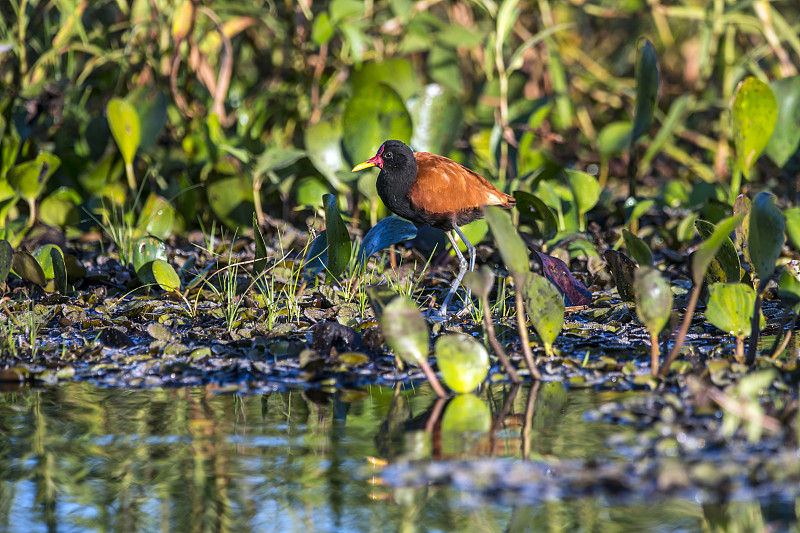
[
  {"x1": 522, "y1": 272, "x2": 565, "y2": 353},
  {"x1": 435, "y1": 334, "x2": 489, "y2": 394},
  {"x1": 407, "y1": 84, "x2": 462, "y2": 155},
  {"x1": 7, "y1": 152, "x2": 61, "y2": 201},
  {"x1": 484, "y1": 205, "x2": 529, "y2": 276},
  {"x1": 695, "y1": 219, "x2": 740, "y2": 283},
  {"x1": 731, "y1": 77, "x2": 777, "y2": 179},
  {"x1": 132, "y1": 236, "x2": 167, "y2": 273},
  {"x1": 622, "y1": 229, "x2": 653, "y2": 267},
  {"x1": 380, "y1": 296, "x2": 429, "y2": 366},
  {"x1": 343, "y1": 84, "x2": 412, "y2": 167},
  {"x1": 137, "y1": 193, "x2": 182, "y2": 240},
  {"x1": 692, "y1": 214, "x2": 744, "y2": 286},
  {"x1": 565, "y1": 169, "x2": 599, "y2": 227},
  {"x1": 598, "y1": 121, "x2": 633, "y2": 158},
  {"x1": 706, "y1": 282, "x2": 760, "y2": 338},
  {"x1": 633, "y1": 267, "x2": 672, "y2": 337},
  {"x1": 12, "y1": 250, "x2": 45, "y2": 287},
  {"x1": 107, "y1": 97, "x2": 141, "y2": 166},
  {"x1": 153, "y1": 259, "x2": 181, "y2": 292},
  {"x1": 304, "y1": 117, "x2": 348, "y2": 190}
]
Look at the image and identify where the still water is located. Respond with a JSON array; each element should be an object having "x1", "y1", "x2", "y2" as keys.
[{"x1": 0, "y1": 382, "x2": 795, "y2": 532}]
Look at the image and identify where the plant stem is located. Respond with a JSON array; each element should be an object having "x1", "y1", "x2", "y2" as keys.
[
  {"x1": 735, "y1": 335, "x2": 744, "y2": 363},
  {"x1": 659, "y1": 282, "x2": 701, "y2": 377},
  {"x1": 522, "y1": 381, "x2": 540, "y2": 459},
  {"x1": 125, "y1": 161, "x2": 136, "y2": 192},
  {"x1": 418, "y1": 357, "x2": 447, "y2": 398},
  {"x1": 481, "y1": 294, "x2": 520, "y2": 383},
  {"x1": 27, "y1": 197, "x2": 36, "y2": 228},
  {"x1": 514, "y1": 289, "x2": 541, "y2": 380},
  {"x1": 650, "y1": 332, "x2": 660, "y2": 376},
  {"x1": 745, "y1": 279, "x2": 767, "y2": 365}
]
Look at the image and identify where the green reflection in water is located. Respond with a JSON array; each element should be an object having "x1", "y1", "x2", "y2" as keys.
[{"x1": 0, "y1": 382, "x2": 794, "y2": 532}]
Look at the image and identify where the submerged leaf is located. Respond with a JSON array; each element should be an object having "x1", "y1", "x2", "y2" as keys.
[{"x1": 435, "y1": 334, "x2": 489, "y2": 394}]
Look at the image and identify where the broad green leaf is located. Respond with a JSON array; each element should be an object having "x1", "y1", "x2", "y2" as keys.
[
  {"x1": 380, "y1": 296, "x2": 429, "y2": 366},
  {"x1": 34, "y1": 244, "x2": 63, "y2": 279},
  {"x1": 435, "y1": 334, "x2": 489, "y2": 394},
  {"x1": 748, "y1": 192, "x2": 784, "y2": 282},
  {"x1": 0, "y1": 240, "x2": 11, "y2": 285},
  {"x1": 407, "y1": 84, "x2": 462, "y2": 155},
  {"x1": 357, "y1": 216, "x2": 417, "y2": 265},
  {"x1": 514, "y1": 191, "x2": 558, "y2": 241},
  {"x1": 622, "y1": 229, "x2": 653, "y2": 267},
  {"x1": 598, "y1": 121, "x2": 633, "y2": 158},
  {"x1": 253, "y1": 213, "x2": 268, "y2": 277},
  {"x1": 484, "y1": 205, "x2": 529, "y2": 276},
  {"x1": 731, "y1": 77, "x2": 777, "y2": 179},
  {"x1": 624, "y1": 198, "x2": 655, "y2": 228},
  {"x1": 7, "y1": 152, "x2": 61, "y2": 201},
  {"x1": 12, "y1": 250, "x2": 46, "y2": 287},
  {"x1": 706, "y1": 282, "x2": 760, "y2": 338},
  {"x1": 692, "y1": 214, "x2": 744, "y2": 286},
  {"x1": 565, "y1": 170, "x2": 600, "y2": 217},
  {"x1": 131, "y1": 236, "x2": 167, "y2": 273},
  {"x1": 206, "y1": 175, "x2": 255, "y2": 230},
  {"x1": 765, "y1": 76, "x2": 800, "y2": 168},
  {"x1": 522, "y1": 272, "x2": 564, "y2": 352},
  {"x1": 152, "y1": 259, "x2": 181, "y2": 292},
  {"x1": 322, "y1": 193, "x2": 351, "y2": 279},
  {"x1": 343, "y1": 84, "x2": 412, "y2": 166},
  {"x1": 463, "y1": 265, "x2": 495, "y2": 300},
  {"x1": 603, "y1": 249, "x2": 637, "y2": 302},
  {"x1": 137, "y1": 193, "x2": 182, "y2": 240},
  {"x1": 129, "y1": 89, "x2": 167, "y2": 153},
  {"x1": 778, "y1": 265, "x2": 800, "y2": 310},
  {"x1": 312, "y1": 12, "x2": 334, "y2": 45},
  {"x1": 51, "y1": 246, "x2": 67, "y2": 294},
  {"x1": 633, "y1": 267, "x2": 672, "y2": 337},
  {"x1": 695, "y1": 219, "x2": 740, "y2": 284},
  {"x1": 107, "y1": 97, "x2": 141, "y2": 165},
  {"x1": 40, "y1": 188, "x2": 81, "y2": 227},
  {"x1": 785, "y1": 207, "x2": 800, "y2": 252},
  {"x1": 632, "y1": 38, "x2": 660, "y2": 142},
  {"x1": 304, "y1": 117, "x2": 348, "y2": 190},
  {"x1": 351, "y1": 59, "x2": 418, "y2": 101},
  {"x1": 295, "y1": 177, "x2": 330, "y2": 206}
]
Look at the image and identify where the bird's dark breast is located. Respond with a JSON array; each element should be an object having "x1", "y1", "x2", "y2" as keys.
[{"x1": 376, "y1": 175, "x2": 482, "y2": 230}]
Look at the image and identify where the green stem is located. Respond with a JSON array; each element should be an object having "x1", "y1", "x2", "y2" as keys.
[
  {"x1": 26, "y1": 197, "x2": 36, "y2": 228},
  {"x1": 125, "y1": 161, "x2": 136, "y2": 192},
  {"x1": 659, "y1": 282, "x2": 701, "y2": 377}
]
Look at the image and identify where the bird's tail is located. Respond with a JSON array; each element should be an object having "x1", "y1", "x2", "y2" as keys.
[{"x1": 499, "y1": 192, "x2": 516, "y2": 209}]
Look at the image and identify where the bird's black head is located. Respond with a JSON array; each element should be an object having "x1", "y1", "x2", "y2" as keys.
[{"x1": 351, "y1": 140, "x2": 415, "y2": 174}]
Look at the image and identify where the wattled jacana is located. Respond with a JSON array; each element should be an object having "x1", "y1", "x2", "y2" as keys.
[{"x1": 352, "y1": 140, "x2": 515, "y2": 316}]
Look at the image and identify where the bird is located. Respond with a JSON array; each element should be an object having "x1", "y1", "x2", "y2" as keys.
[{"x1": 352, "y1": 140, "x2": 515, "y2": 316}]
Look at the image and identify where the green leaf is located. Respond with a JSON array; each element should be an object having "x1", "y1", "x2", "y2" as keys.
[
  {"x1": 514, "y1": 191, "x2": 558, "y2": 241},
  {"x1": 34, "y1": 244, "x2": 62, "y2": 279},
  {"x1": 206, "y1": 175, "x2": 255, "y2": 230},
  {"x1": 695, "y1": 219, "x2": 740, "y2": 283},
  {"x1": 603, "y1": 249, "x2": 637, "y2": 302},
  {"x1": 706, "y1": 282, "x2": 760, "y2": 338},
  {"x1": 152, "y1": 259, "x2": 181, "y2": 292},
  {"x1": 351, "y1": 59, "x2": 418, "y2": 101},
  {"x1": 128, "y1": 89, "x2": 167, "y2": 153},
  {"x1": 496, "y1": 0, "x2": 520, "y2": 47},
  {"x1": 107, "y1": 97, "x2": 141, "y2": 166},
  {"x1": 253, "y1": 213, "x2": 268, "y2": 277},
  {"x1": 522, "y1": 272, "x2": 565, "y2": 351},
  {"x1": 50, "y1": 246, "x2": 67, "y2": 294},
  {"x1": 598, "y1": 121, "x2": 633, "y2": 158},
  {"x1": 322, "y1": 193, "x2": 351, "y2": 279},
  {"x1": 295, "y1": 177, "x2": 330, "y2": 206},
  {"x1": 435, "y1": 334, "x2": 489, "y2": 394},
  {"x1": 731, "y1": 77, "x2": 777, "y2": 179},
  {"x1": 137, "y1": 193, "x2": 182, "y2": 240},
  {"x1": 765, "y1": 76, "x2": 800, "y2": 168},
  {"x1": 380, "y1": 296, "x2": 429, "y2": 366},
  {"x1": 12, "y1": 250, "x2": 46, "y2": 287},
  {"x1": 778, "y1": 266, "x2": 800, "y2": 310},
  {"x1": 565, "y1": 170, "x2": 600, "y2": 218},
  {"x1": 624, "y1": 198, "x2": 655, "y2": 228},
  {"x1": 484, "y1": 205, "x2": 530, "y2": 277},
  {"x1": 632, "y1": 37, "x2": 660, "y2": 142},
  {"x1": 441, "y1": 394, "x2": 491, "y2": 440},
  {"x1": 40, "y1": 188, "x2": 81, "y2": 227},
  {"x1": 312, "y1": 12, "x2": 334, "y2": 45},
  {"x1": 131, "y1": 236, "x2": 167, "y2": 273},
  {"x1": 785, "y1": 207, "x2": 800, "y2": 253},
  {"x1": 7, "y1": 152, "x2": 61, "y2": 201},
  {"x1": 343, "y1": 84, "x2": 412, "y2": 166},
  {"x1": 622, "y1": 229, "x2": 653, "y2": 267},
  {"x1": 407, "y1": 84, "x2": 462, "y2": 155},
  {"x1": 633, "y1": 267, "x2": 672, "y2": 337},
  {"x1": 748, "y1": 192, "x2": 785, "y2": 282},
  {"x1": 734, "y1": 194, "x2": 753, "y2": 272},
  {"x1": 463, "y1": 265, "x2": 495, "y2": 300},
  {"x1": 692, "y1": 214, "x2": 745, "y2": 286},
  {"x1": 0, "y1": 240, "x2": 12, "y2": 285},
  {"x1": 304, "y1": 117, "x2": 348, "y2": 190}
]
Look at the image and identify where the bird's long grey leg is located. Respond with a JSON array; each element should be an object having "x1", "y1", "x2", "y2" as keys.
[
  {"x1": 440, "y1": 230, "x2": 469, "y2": 316},
  {"x1": 454, "y1": 225, "x2": 476, "y2": 316}
]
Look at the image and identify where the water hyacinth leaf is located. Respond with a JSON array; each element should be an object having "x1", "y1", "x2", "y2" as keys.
[
  {"x1": 304, "y1": 230, "x2": 327, "y2": 276},
  {"x1": 129, "y1": 88, "x2": 167, "y2": 153},
  {"x1": 343, "y1": 84, "x2": 412, "y2": 166},
  {"x1": 358, "y1": 216, "x2": 417, "y2": 265},
  {"x1": 322, "y1": 193, "x2": 351, "y2": 279},
  {"x1": 765, "y1": 76, "x2": 800, "y2": 168},
  {"x1": 484, "y1": 205, "x2": 529, "y2": 276},
  {"x1": 695, "y1": 219, "x2": 740, "y2": 283},
  {"x1": 603, "y1": 249, "x2": 637, "y2": 302},
  {"x1": 304, "y1": 117, "x2": 348, "y2": 190},
  {"x1": 533, "y1": 250, "x2": 592, "y2": 306},
  {"x1": 295, "y1": 177, "x2": 330, "y2": 207},
  {"x1": 632, "y1": 38, "x2": 659, "y2": 142},
  {"x1": 0, "y1": 240, "x2": 12, "y2": 285},
  {"x1": 12, "y1": 250, "x2": 45, "y2": 287},
  {"x1": 706, "y1": 282, "x2": 759, "y2": 338},
  {"x1": 152, "y1": 259, "x2": 181, "y2": 292},
  {"x1": 692, "y1": 214, "x2": 744, "y2": 286},
  {"x1": 379, "y1": 296, "x2": 429, "y2": 366},
  {"x1": 784, "y1": 207, "x2": 800, "y2": 252},
  {"x1": 137, "y1": 193, "x2": 181, "y2": 240},
  {"x1": 8, "y1": 152, "x2": 61, "y2": 200},
  {"x1": 778, "y1": 266, "x2": 800, "y2": 310},
  {"x1": 731, "y1": 77, "x2": 777, "y2": 179},
  {"x1": 50, "y1": 247, "x2": 67, "y2": 294},
  {"x1": 565, "y1": 170, "x2": 600, "y2": 217},
  {"x1": 522, "y1": 272, "x2": 565, "y2": 352},
  {"x1": 107, "y1": 97, "x2": 141, "y2": 166},
  {"x1": 633, "y1": 267, "x2": 672, "y2": 337},
  {"x1": 441, "y1": 393, "x2": 491, "y2": 435},
  {"x1": 40, "y1": 188, "x2": 81, "y2": 227},
  {"x1": 207, "y1": 175, "x2": 255, "y2": 230},
  {"x1": 514, "y1": 191, "x2": 558, "y2": 241},
  {"x1": 622, "y1": 229, "x2": 653, "y2": 267},
  {"x1": 463, "y1": 265, "x2": 495, "y2": 300},
  {"x1": 748, "y1": 192, "x2": 785, "y2": 283},
  {"x1": 34, "y1": 244, "x2": 62, "y2": 279},
  {"x1": 253, "y1": 213, "x2": 268, "y2": 277},
  {"x1": 131, "y1": 236, "x2": 167, "y2": 273},
  {"x1": 351, "y1": 59, "x2": 418, "y2": 101},
  {"x1": 435, "y1": 334, "x2": 489, "y2": 394},
  {"x1": 407, "y1": 83, "x2": 462, "y2": 155},
  {"x1": 598, "y1": 121, "x2": 633, "y2": 158},
  {"x1": 625, "y1": 198, "x2": 655, "y2": 227}
]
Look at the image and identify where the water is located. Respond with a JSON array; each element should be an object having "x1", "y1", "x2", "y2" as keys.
[{"x1": 0, "y1": 382, "x2": 796, "y2": 532}]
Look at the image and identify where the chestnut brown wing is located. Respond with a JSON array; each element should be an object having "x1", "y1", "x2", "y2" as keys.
[{"x1": 407, "y1": 153, "x2": 514, "y2": 214}]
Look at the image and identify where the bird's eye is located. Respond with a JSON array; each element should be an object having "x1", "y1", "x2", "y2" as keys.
[{"x1": 385, "y1": 152, "x2": 393, "y2": 159}]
